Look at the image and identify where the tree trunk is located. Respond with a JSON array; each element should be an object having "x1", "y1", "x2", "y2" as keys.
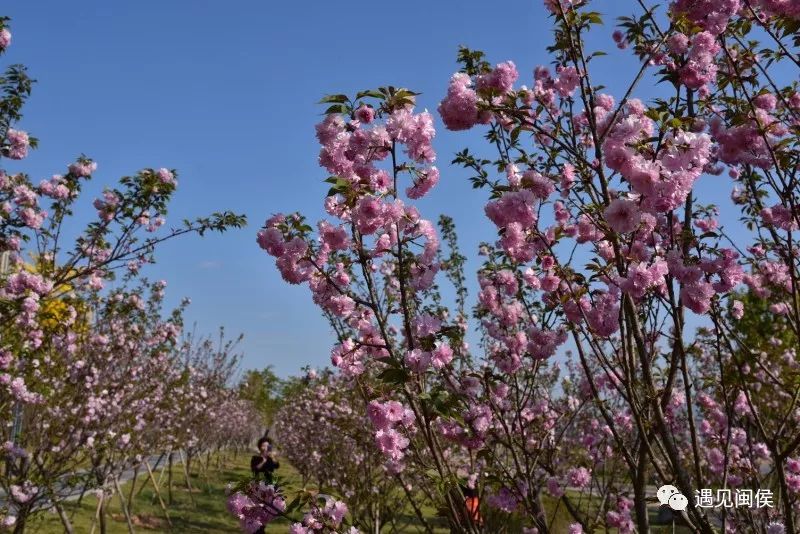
[
  {"x1": 167, "y1": 452, "x2": 174, "y2": 505},
  {"x1": 137, "y1": 453, "x2": 165, "y2": 500},
  {"x1": 179, "y1": 450, "x2": 196, "y2": 507},
  {"x1": 12, "y1": 506, "x2": 28, "y2": 534},
  {"x1": 185, "y1": 452, "x2": 192, "y2": 479},
  {"x1": 127, "y1": 465, "x2": 139, "y2": 512},
  {"x1": 99, "y1": 492, "x2": 108, "y2": 534},
  {"x1": 114, "y1": 476, "x2": 135, "y2": 534},
  {"x1": 633, "y1": 440, "x2": 651, "y2": 534},
  {"x1": 55, "y1": 501, "x2": 76, "y2": 534},
  {"x1": 144, "y1": 460, "x2": 172, "y2": 528},
  {"x1": 89, "y1": 490, "x2": 104, "y2": 534}
]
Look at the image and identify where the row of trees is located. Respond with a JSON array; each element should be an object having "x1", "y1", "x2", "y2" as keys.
[
  {"x1": 0, "y1": 17, "x2": 263, "y2": 533},
  {"x1": 242, "y1": 0, "x2": 800, "y2": 532}
]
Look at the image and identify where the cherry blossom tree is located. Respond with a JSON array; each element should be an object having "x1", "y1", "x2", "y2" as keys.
[
  {"x1": 257, "y1": 0, "x2": 800, "y2": 532},
  {"x1": 0, "y1": 16, "x2": 251, "y2": 533}
]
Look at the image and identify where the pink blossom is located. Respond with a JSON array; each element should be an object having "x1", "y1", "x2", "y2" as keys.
[
  {"x1": 586, "y1": 291, "x2": 620, "y2": 336},
  {"x1": 540, "y1": 274, "x2": 561, "y2": 292},
  {"x1": 257, "y1": 227, "x2": 285, "y2": 257},
  {"x1": 324, "y1": 499, "x2": 348, "y2": 526},
  {"x1": 544, "y1": 0, "x2": 577, "y2": 15},
  {"x1": 546, "y1": 476, "x2": 564, "y2": 497},
  {"x1": 668, "y1": 33, "x2": 689, "y2": 54},
  {"x1": 679, "y1": 32, "x2": 720, "y2": 90},
  {"x1": 553, "y1": 66, "x2": 580, "y2": 97},
  {"x1": 5, "y1": 129, "x2": 29, "y2": 160},
  {"x1": 681, "y1": 280, "x2": 715, "y2": 314},
  {"x1": 431, "y1": 343, "x2": 453, "y2": 369},
  {"x1": 318, "y1": 221, "x2": 350, "y2": 251},
  {"x1": 374, "y1": 428, "x2": 409, "y2": 460},
  {"x1": 731, "y1": 300, "x2": 744, "y2": 319},
  {"x1": 0, "y1": 28, "x2": 11, "y2": 50},
  {"x1": 753, "y1": 93, "x2": 777, "y2": 110},
  {"x1": 487, "y1": 487, "x2": 518, "y2": 512},
  {"x1": 352, "y1": 196, "x2": 387, "y2": 235},
  {"x1": 567, "y1": 466, "x2": 591, "y2": 489},
  {"x1": 485, "y1": 190, "x2": 537, "y2": 229},
  {"x1": 355, "y1": 104, "x2": 375, "y2": 124},
  {"x1": 414, "y1": 313, "x2": 442, "y2": 338},
  {"x1": 618, "y1": 260, "x2": 668, "y2": 299},
  {"x1": 404, "y1": 349, "x2": 431, "y2": 373},
  {"x1": 612, "y1": 30, "x2": 627, "y2": 49},
  {"x1": 438, "y1": 73, "x2": 479, "y2": 131},
  {"x1": 157, "y1": 167, "x2": 177, "y2": 186},
  {"x1": 499, "y1": 222, "x2": 536, "y2": 262},
  {"x1": 69, "y1": 160, "x2": 97, "y2": 177},
  {"x1": 386, "y1": 109, "x2": 436, "y2": 163},
  {"x1": 476, "y1": 61, "x2": 518, "y2": 94},
  {"x1": 711, "y1": 116, "x2": 773, "y2": 170},
  {"x1": 603, "y1": 199, "x2": 641, "y2": 233},
  {"x1": 672, "y1": 0, "x2": 741, "y2": 35},
  {"x1": 525, "y1": 171, "x2": 555, "y2": 200},
  {"x1": 406, "y1": 166, "x2": 440, "y2": 199}
]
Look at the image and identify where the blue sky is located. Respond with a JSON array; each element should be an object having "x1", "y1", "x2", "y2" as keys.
[{"x1": 4, "y1": 1, "x2": 736, "y2": 376}]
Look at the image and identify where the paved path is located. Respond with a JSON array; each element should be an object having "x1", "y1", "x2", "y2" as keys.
[{"x1": 1, "y1": 453, "x2": 171, "y2": 508}]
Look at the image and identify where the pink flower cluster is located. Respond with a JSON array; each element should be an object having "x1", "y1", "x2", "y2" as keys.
[
  {"x1": 603, "y1": 103, "x2": 711, "y2": 213},
  {"x1": 0, "y1": 27, "x2": 11, "y2": 51},
  {"x1": 710, "y1": 112, "x2": 782, "y2": 170},
  {"x1": 605, "y1": 497, "x2": 635, "y2": 534},
  {"x1": 438, "y1": 73, "x2": 481, "y2": 131},
  {"x1": 257, "y1": 215, "x2": 313, "y2": 285},
  {"x1": 5, "y1": 129, "x2": 29, "y2": 160},
  {"x1": 672, "y1": 0, "x2": 740, "y2": 36},
  {"x1": 227, "y1": 483, "x2": 286, "y2": 533},
  {"x1": 288, "y1": 499, "x2": 353, "y2": 534},
  {"x1": 367, "y1": 399, "x2": 414, "y2": 466},
  {"x1": 752, "y1": 0, "x2": 800, "y2": 18},
  {"x1": 316, "y1": 104, "x2": 436, "y2": 192},
  {"x1": 678, "y1": 32, "x2": 720, "y2": 91},
  {"x1": 476, "y1": 61, "x2": 519, "y2": 95},
  {"x1": 487, "y1": 486, "x2": 519, "y2": 513}
]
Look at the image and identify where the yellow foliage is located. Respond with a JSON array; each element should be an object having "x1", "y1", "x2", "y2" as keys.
[{"x1": 21, "y1": 257, "x2": 90, "y2": 334}]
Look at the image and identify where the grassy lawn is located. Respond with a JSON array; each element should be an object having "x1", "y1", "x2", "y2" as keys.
[
  {"x1": 25, "y1": 451, "x2": 263, "y2": 533},
  {"x1": 21, "y1": 454, "x2": 690, "y2": 533}
]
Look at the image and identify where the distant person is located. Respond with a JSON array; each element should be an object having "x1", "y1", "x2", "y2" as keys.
[{"x1": 251, "y1": 437, "x2": 279, "y2": 484}]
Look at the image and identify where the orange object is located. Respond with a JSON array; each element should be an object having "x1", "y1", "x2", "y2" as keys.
[{"x1": 465, "y1": 496, "x2": 483, "y2": 525}]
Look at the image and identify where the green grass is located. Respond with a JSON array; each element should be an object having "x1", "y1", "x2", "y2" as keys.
[
  {"x1": 26, "y1": 452, "x2": 258, "y2": 533},
  {"x1": 21, "y1": 455, "x2": 691, "y2": 533}
]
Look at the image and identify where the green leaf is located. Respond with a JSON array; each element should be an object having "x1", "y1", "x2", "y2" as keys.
[
  {"x1": 323, "y1": 103, "x2": 349, "y2": 115},
  {"x1": 378, "y1": 367, "x2": 409, "y2": 385},
  {"x1": 319, "y1": 94, "x2": 348, "y2": 104},
  {"x1": 585, "y1": 11, "x2": 604, "y2": 25},
  {"x1": 355, "y1": 89, "x2": 383, "y2": 100}
]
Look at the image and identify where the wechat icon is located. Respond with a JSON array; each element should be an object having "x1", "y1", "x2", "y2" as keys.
[{"x1": 657, "y1": 485, "x2": 688, "y2": 511}]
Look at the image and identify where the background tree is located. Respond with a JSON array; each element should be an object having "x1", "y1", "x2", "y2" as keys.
[{"x1": 238, "y1": 366, "x2": 284, "y2": 431}]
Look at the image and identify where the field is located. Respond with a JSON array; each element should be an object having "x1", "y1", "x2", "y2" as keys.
[
  {"x1": 26, "y1": 452, "x2": 257, "y2": 533},
  {"x1": 21, "y1": 452, "x2": 689, "y2": 533}
]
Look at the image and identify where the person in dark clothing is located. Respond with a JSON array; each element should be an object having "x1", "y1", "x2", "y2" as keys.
[{"x1": 251, "y1": 437, "x2": 279, "y2": 484}]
